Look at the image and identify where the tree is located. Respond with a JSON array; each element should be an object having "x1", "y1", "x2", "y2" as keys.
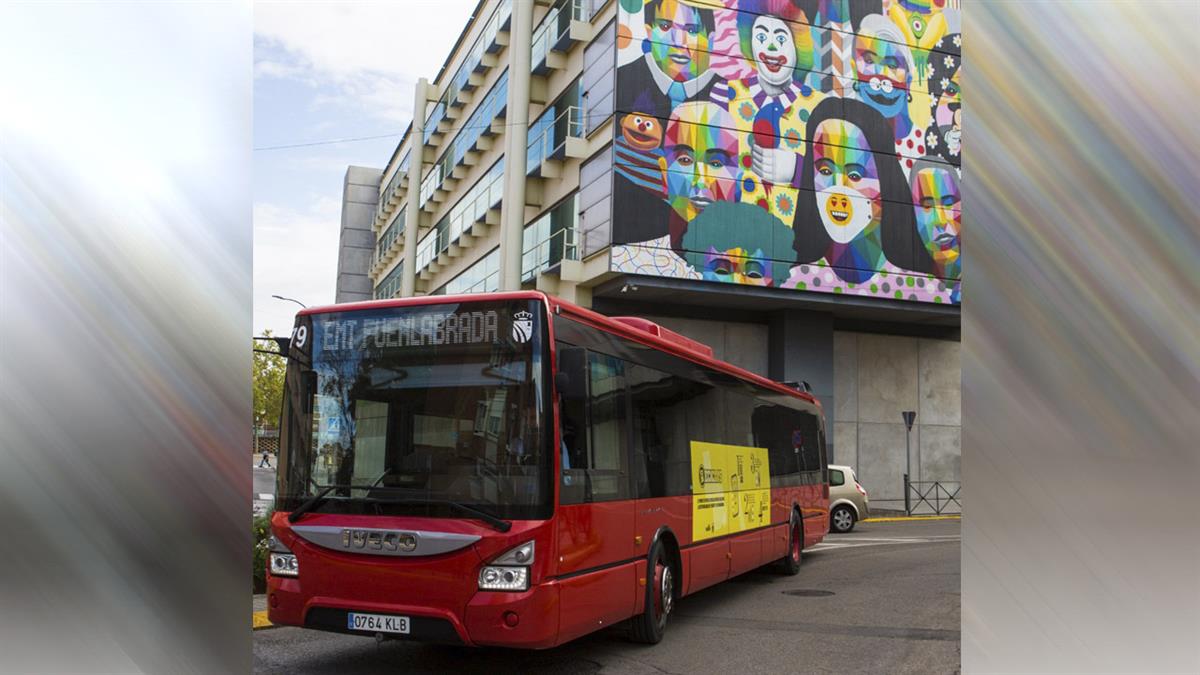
[{"x1": 253, "y1": 330, "x2": 287, "y2": 429}]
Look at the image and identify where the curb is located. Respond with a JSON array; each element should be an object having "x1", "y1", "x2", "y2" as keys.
[
  {"x1": 862, "y1": 515, "x2": 961, "y2": 523},
  {"x1": 253, "y1": 610, "x2": 274, "y2": 630}
]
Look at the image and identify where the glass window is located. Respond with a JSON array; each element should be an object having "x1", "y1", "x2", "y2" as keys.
[
  {"x1": 584, "y1": 352, "x2": 630, "y2": 502},
  {"x1": 829, "y1": 469, "x2": 844, "y2": 487},
  {"x1": 278, "y1": 301, "x2": 552, "y2": 520},
  {"x1": 628, "y1": 363, "x2": 705, "y2": 498}
]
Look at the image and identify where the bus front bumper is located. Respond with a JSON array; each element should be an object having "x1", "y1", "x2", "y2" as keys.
[{"x1": 268, "y1": 575, "x2": 563, "y2": 649}]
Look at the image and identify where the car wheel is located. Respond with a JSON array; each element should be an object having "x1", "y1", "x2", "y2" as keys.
[
  {"x1": 831, "y1": 505, "x2": 856, "y2": 533},
  {"x1": 778, "y1": 509, "x2": 802, "y2": 575},
  {"x1": 630, "y1": 540, "x2": 673, "y2": 644}
]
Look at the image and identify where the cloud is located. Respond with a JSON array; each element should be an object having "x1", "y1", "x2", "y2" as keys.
[
  {"x1": 253, "y1": 196, "x2": 344, "y2": 335},
  {"x1": 254, "y1": 0, "x2": 478, "y2": 123}
]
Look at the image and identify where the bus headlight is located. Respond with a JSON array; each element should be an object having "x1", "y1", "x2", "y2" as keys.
[
  {"x1": 478, "y1": 566, "x2": 528, "y2": 591},
  {"x1": 478, "y1": 541, "x2": 534, "y2": 591},
  {"x1": 268, "y1": 534, "x2": 299, "y2": 577}
]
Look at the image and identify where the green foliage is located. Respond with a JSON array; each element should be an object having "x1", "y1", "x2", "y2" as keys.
[
  {"x1": 253, "y1": 512, "x2": 272, "y2": 593},
  {"x1": 253, "y1": 330, "x2": 287, "y2": 429}
]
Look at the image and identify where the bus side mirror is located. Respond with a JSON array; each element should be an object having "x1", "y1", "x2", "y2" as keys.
[
  {"x1": 555, "y1": 372, "x2": 571, "y2": 395},
  {"x1": 273, "y1": 336, "x2": 291, "y2": 356}
]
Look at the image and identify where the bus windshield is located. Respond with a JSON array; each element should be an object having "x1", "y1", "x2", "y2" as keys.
[{"x1": 277, "y1": 300, "x2": 552, "y2": 520}]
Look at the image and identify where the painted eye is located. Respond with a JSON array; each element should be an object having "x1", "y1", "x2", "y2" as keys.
[
  {"x1": 710, "y1": 259, "x2": 732, "y2": 275},
  {"x1": 658, "y1": 20, "x2": 671, "y2": 31},
  {"x1": 881, "y1": 79, "x2": 894, "y2": 93},
  {"x1": 708, "y1": 158, "x2": 725, "y2": 168},
  {"x1": 645, "y1": 121, "x2": 654, "y2": 130},
  {"x1": 633, "y1": 116, "x2": 642, "y2": 125},
  {"x1": 848, "y1": 170, "x2": 863, "y2": 181},
  {"x1": 913, "y1": 19, "x2": 924, "y2": 32},
  {"x1": 776, "y1": 35, "x2": 786, "y2": 44},
  {"x1": 677, "y1": 155, "x2": 694, "y2": 166},
  {"x1": 686, "y1": 24, "x2": 700, "y2": 35},
  {"x1": 757, "y1": 33, "x2": 766, "y2": 44},
  {"x1": 818, "y1": 166, "x2": 833, "y2": 176}
]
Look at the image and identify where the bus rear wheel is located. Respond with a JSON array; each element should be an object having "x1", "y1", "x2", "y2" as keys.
[
  {"x1": 779, "y1": 510, "x2": 802, "y2": 575},
  {"x1": 630, "y1": 540, "x2": 673, "y2": 644}
]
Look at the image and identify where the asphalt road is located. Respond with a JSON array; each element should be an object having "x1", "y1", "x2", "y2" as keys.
[{"x1": 254, "y1": 519, "x2": 960, "y2": 674}]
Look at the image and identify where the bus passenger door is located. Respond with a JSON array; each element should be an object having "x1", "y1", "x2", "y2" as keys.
[{"x1": 555, "y1": 347, "x2": 637, "y2": 643}]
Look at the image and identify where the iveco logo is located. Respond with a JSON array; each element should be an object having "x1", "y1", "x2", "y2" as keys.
[{"x1": 341, "y1": 529, "x2": 418, "y2": 553}]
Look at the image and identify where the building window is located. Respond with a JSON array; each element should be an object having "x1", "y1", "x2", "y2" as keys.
[
  {"x1": 374, "y1": 262, "x2": 404, "y2": 299},
  {"x1": 440, "y1": 247, "x2": 500, "y2": 295},
  {"x1": 527, "y1": 79, "x2": 582, "y2": 174},
  {"x1": 522, "y1": 194, "x2": 579, "y2": 282}
]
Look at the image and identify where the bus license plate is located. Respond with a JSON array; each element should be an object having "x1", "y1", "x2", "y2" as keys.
[{"x1": 347, "y1": 612, "x2": 410, "y2": 634}]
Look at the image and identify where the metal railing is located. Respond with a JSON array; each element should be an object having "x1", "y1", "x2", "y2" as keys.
[
  {"x1": 526, "y1": 105, "x2": 583, "y2": 172},
  {"x1": 522, "y1": 225, "x2": 579, "y2": 282},
  {"x1": 531, "y1": 0, "x2": 584, "y2": 71},
  {"x1": 904, "y1": 477, "x2": 962, "y2": 515}
]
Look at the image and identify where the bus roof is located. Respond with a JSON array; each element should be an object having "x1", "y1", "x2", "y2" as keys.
[{"x1": 298, "y1": 291, "x2": 822, "y2": 410}]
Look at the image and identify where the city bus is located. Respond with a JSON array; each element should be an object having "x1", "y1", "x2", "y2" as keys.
[{"x1": 266, "y1": 290, "x2": 829, "y2": 647}]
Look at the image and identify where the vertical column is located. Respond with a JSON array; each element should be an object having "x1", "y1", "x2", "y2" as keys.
[
  {"x1": 768, "y1": 310, "x2": 836, "y2": 459},
  {"x1": 400, "y1": 78, "x2": 431, "y2": 297},
  {"x1": 497, "y1": 0, "x2": 535, "y2": 291}
]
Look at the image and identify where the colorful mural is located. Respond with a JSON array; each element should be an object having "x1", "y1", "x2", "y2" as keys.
[{"x1": 612, "y1": 0, "x2": 962, "y2": 305}]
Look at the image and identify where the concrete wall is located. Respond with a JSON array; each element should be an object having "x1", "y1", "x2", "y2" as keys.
[
  {"x1": 643, "y1": 315, "x2": 769, "y2": 378},
  {"x1": 335, "y1": 166, "x2": 382, "y2": 303},
  {"x1": 833, "y1": 332, "x2": 960, "y2": 511}
]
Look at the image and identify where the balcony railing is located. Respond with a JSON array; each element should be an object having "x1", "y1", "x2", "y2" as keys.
[
  {"x1": 522, "y1": 225, "x2": 579, "y2": 282},
  {"x1": 531, "y1": 0, "x2": 584, "y2": 73},
  {"x1": 376, "y1": 148, "x2": 411, "y2": 224},
  {"x1": 526, "y1": 105, "x2": 584, "y2": 175}
]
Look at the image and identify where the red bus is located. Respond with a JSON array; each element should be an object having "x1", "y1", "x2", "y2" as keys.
[{"x1": 267, "y1": 291, "x2": 829, "y2": 647}]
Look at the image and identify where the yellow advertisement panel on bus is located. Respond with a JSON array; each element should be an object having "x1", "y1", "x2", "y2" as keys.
[{"x1": 691, "y1": 441, "x2": 771, "y2": 542}]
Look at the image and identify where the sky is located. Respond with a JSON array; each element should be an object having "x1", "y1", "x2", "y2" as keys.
[{"x1": 253, "y1": 0, "x2": 478, "y2": 338}]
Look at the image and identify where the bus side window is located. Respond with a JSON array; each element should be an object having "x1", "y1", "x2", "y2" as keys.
[
  {"x1": 628, "y1": 364, "x2": 695, "y2": 498},
  {"x1": 556, "y1": 344, "x2": 589, "y2": 504},
  {"x1": 584, "y1": 352, "x2": 631, "y2": 502}
]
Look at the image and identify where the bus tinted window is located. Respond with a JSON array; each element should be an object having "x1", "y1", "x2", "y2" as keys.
[
  {"x1": 628, "y1": 363, "x2": 703, "y2": 498},
  {"x1": 585, "y1": 352, "x2": 631, "y2": 502}
]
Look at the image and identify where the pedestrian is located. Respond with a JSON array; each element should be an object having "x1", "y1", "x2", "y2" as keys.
[{"x1": 259, "y1": 448, "x2": 272, "y2": 468}]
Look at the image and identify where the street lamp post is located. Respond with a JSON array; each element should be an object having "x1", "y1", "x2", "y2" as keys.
[
  {"x1": 271, "y1": 294, "x2": 307, "y2": 309},
  {"x1": 902, "y1": 411, "x2": 916, "y2": 515}
]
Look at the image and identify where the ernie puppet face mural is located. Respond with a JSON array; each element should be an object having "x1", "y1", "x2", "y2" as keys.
[{"x1": 611, "y1": 0, "x2": 963, "y2": 305}]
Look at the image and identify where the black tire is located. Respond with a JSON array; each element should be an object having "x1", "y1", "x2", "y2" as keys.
[
  {"x1": 830, "y1": 504, "x2": 856, "y2": 533},
  {"x1": 778, "y1": 509, "x2": 802, "y2": 575},
  {"x1": 630, "y1": 539, "x2": 674, "y2": 644}
]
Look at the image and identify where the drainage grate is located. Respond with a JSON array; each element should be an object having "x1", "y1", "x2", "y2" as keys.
[{"x1": 782, "y1": 589, "x2": 835, "y2": 597}]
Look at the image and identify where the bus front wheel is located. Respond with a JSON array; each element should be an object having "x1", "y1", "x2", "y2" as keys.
[
  {"x1": 630, "y1": 540, "x2": 673, "y2": 644},
  {"x1": 779, "y1": 510, "x2": 803, "y2": 575}
]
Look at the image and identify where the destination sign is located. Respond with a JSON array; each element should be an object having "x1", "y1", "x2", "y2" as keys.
[{"x1": 320, "y1": 310, "x2": 504, "y2": 351}]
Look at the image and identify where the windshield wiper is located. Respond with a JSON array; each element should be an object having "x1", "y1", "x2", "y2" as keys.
[
  {"x1": 371, "y1": 495, "x2": 512, "y2": 532},
  {"x1": 287, "y1": 484, "x2": 513, "y2": 532},
  {"x1": 287, "y1": 484, "x2": 336, "y2": 523}
]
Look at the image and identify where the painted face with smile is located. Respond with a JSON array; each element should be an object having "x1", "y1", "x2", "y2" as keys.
[
  {"x1": 911, "y1": 165, "x2": 961, "y2": 276},
  {"x1": 854, "y1": 34, "x2": 911, "y2": 119},
  {"x1": 648, "y1": 0, "x2": 711, "y2": 82},
  {"x1": 812, "y1": 119, "x2": 881, "y2": 244},
  {"x1": 751, "y1": 15, "x2": 795, "y2": 88},
  {"x1": 663, "y1": 102, "x2": 738, "y2": 222}
]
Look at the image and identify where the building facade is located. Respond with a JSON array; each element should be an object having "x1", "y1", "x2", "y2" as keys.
[{"x1": 340, "y1": 0, "x2": 962, "y2": 511}]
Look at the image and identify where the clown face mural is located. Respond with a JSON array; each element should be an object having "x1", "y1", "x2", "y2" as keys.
[
  {"x1": 646, "y1": 0, "x2": 713, "y2": 82},
  {"x1": 910, "y1": 159, "x2": 961, "y2": 278},
  {"x1": 662, "y1": 102, "x2": 739, "y2": 225},
  {"x1": 750, "y1": 14, "x2": 796, "y2": 90}
]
